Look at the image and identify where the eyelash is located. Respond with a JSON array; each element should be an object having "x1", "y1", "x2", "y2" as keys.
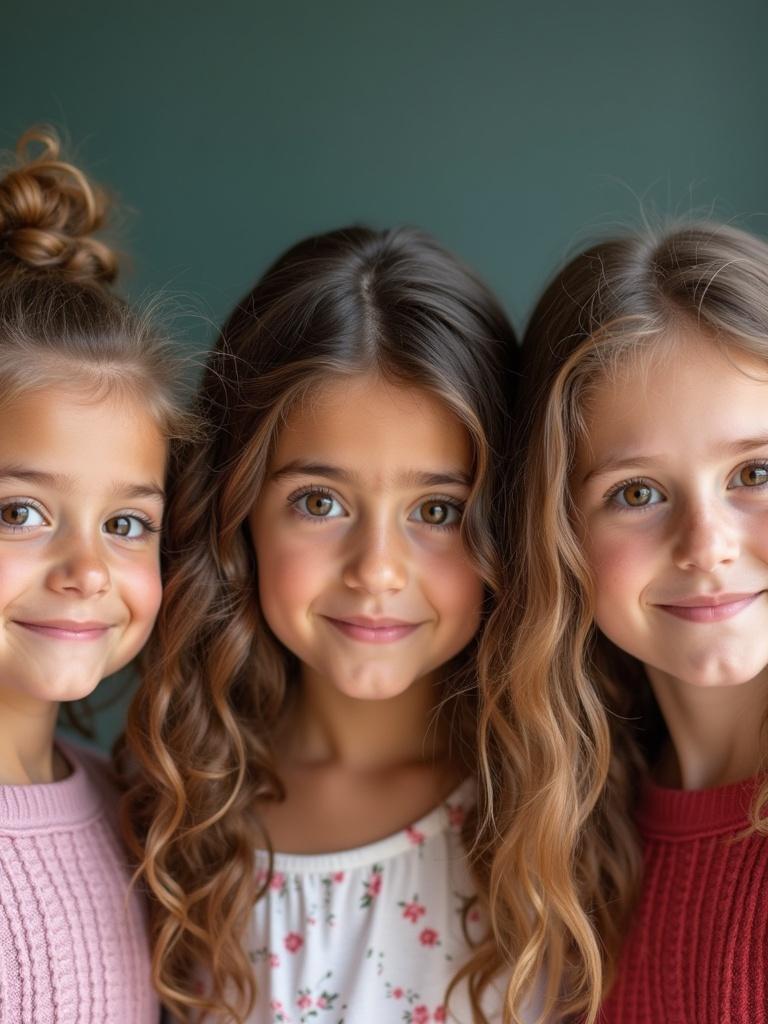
[
  {"x1": 413, "y1": 494, "x2": 465, "y2": 532},
  {"x1": 603, "y1": 460, "x2": 768, "y2": 510},
  {"x1": 286, "y1": 486, "x2": 465, "y2": 530},
  {"x1": 287, "y1": 486, "x2": 339, "y2": 523},
  {"x1": 734, "y1": 460, "x2": 768, "y2": 489},
  {"x1": 113, "y1": 512, "x2": 162, "y2": 540},
  {"x1": 0, "y1": 500, "x2": 161, "y2": 539},
  {"x1": 0, "y1": 499, "x2": 48, "y2": 533},
  {"x1": 603, "y1": 477, "x2": 662, "y2": 512}
]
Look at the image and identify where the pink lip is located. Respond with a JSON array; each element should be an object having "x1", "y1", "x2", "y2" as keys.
[
  {"x1": 322, "y1": 615, "x2": 423, "y2": 644},
  {"x1": 13, "y1": 619, "x2": 112, "y2": 641},
  {"x1": 655, "y1": 592, "x2": 763, "y2": 623}
]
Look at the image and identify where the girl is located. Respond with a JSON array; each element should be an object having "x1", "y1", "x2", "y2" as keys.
[
  {"x1": 0, "y1": 128, "x2": 188, "y2": 1022},
  {"x1": 495, "y1": 220, "x2": 768, "y2": 1022},
  {"x1": 121, "y1": 227, "x2": 540, "y2": 1023}
]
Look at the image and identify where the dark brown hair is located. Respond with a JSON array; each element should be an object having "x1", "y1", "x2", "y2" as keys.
[{"x1": 121, "y1": 225, "x2": 520, "y2": 1021}]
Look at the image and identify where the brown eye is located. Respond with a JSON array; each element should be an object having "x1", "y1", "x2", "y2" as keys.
[
  {"x1": 420, "y1": 501, "x2": 449, "y2": 525},
  {"x1": 739, "y1": 465, "x2": 768, "y2": 487},
  {"x1": 300, "y1": 492, "x2": 341, "y2": 517},
  {"x1": 106, "y1": 516, "x2": 131, "y2": 536},
  {"x1": 1, "y1": 504, "x2": 30, "y2": 525},
  {"x1": 0, "y1": 503, "x2": 44, "y2": 527},
  {"x1": 307, "y1": 495, "x2": 332, "y2": 516},
  {"x1": 104, "y1": 515, "x2": 146, "y2": 538},
  {"x1": 410, "y1": 500, "x2": 461, "y2": 527},
  {"x1": 620, "y1": 484, "x2": 653, "y2": 507}
]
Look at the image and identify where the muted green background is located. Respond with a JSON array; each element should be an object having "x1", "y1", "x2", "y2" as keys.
[{"x1": 4, "y1": 0, "x2": 767, "y2": 749}]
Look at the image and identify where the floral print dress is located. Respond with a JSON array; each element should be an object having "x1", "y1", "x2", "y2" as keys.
[{"x1": 248, "y1": 780, "x2": 512, "y2": 1024}]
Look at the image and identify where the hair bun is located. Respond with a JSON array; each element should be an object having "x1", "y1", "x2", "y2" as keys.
[{"x1": 0, "y1": 127, "x2": 118, "y2": 284}]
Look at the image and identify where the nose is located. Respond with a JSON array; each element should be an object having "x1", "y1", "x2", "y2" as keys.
[
  {"x1": 341, "y1": 513, "x2": 408, "y2": 595},
  {"x1": 672, "y1": 500, "x2": 740, "y2": 573},
  {"x1": 45, "y1": 532, "x2": 110, "y2": 598}
]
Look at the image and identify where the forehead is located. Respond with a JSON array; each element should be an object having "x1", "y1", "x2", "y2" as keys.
[
  {"x1": 0, "y1": 386, "x2": 167, "y2": 487},
  {"x1": 578, "y1": 332, "x2": 768, "y2": 464},
  {"x1": 272, "y1": 374, "x2": 472, "y2": 480}
]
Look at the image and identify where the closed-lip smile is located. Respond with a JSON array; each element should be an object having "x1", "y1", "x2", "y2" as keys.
[
  {"x1": 654, "y1": 592, "x2": 764, "y2": 623},
  {"x1": 322, "y1": 614, "x2": 424, "y2": 643},
  {"x1": 12, "y1": 619, "x2": 112, "y2": 640}
]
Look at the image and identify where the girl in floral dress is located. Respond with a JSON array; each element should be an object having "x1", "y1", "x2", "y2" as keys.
[{"x1": 121, "y1": 227, "x2": 541, "y2": 1022}]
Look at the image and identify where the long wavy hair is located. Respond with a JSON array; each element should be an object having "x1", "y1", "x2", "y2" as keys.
[
  {"x1": 120, "y1": 225, "x2": 522, "y2": 1021},
  {"x1": 478, "y1": 220, "x2": 768, "y2": 1023}
]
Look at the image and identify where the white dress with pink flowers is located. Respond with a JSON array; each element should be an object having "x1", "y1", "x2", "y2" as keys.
[{"x1": 248, "y1": 780, "x2": 536, "y2": 1024}]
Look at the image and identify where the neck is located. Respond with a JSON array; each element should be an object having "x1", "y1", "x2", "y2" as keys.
[
  {"x1": 0, "y1": 686, "x2": 62, "y2": 784},
  {"x1": 282, "y1": 668, "x2": 452, "y2": 775},
  {"x1": 645, "y1": 665, "x2": 767, "y2": 790}
]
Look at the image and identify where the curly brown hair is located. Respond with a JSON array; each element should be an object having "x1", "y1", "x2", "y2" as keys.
[{"x1": 119, "y1": 225, "x2": 524, "y2": 1021}]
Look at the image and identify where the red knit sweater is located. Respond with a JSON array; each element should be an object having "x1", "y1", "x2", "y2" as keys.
[{"x1": 599, "y1": 775, "x2": 768, "y2": 1024}]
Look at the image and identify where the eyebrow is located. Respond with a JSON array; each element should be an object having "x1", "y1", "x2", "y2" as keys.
[
  {"x1": 582, "y1": 434, "x2": 768, "y2": 485},
  {"x1": 581, "y1": 455, "x2": 663, "y2": 485},
  {"x1": 0, "y1": 467, "x2": 166, "y2": 503},
  {"x1": 270, "y1": 459, "x2": 472, "y2": 488},
  {"x1": 725, "y1": 434, "x2": 768, "y2": 456}
]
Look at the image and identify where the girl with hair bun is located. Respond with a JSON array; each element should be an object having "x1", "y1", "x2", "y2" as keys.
[
  {"x1": 121, "y1": 227, "x2": 546, "y2": 1022},
  {"x1": 492, "y1": 220, "x2": 768, "y2": 1023},
  {"x1": 0, "y1": 128, "x2": 189, "y2": 1023}
]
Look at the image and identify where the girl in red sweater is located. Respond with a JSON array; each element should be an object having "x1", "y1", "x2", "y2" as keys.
[{"x1": 483, "y1": 222, "x2": 768, "y2": 1023}]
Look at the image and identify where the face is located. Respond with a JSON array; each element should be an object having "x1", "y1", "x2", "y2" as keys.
[
  {"x1": 249, "y1": 375, "x2": 484, "y2": 701},
  {"x1": 0, "y1": 387, "x2": 166, "y2": 710},
  {"x1": 574, "y1": 334, "x2": 768, "y2": 689}
]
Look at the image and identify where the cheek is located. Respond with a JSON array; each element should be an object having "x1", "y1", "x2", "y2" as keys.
[
  {"x1": 0, "y1": 550, "x2": 42, "y2": 597},
  {"x1": 122, "y1": 560, "x2": 163, "y2": 629},
  {"x1": 749, "y1": 513, "x2": 768, "y2": 561},
  {"x1": 584, "y1": 523, "x2": 654, "y2": 599},
  {"x1": 419, "y1": 540, "x2": 484, "y2": 623},
  {"x1": 582, "y1": 523, "x2": 662, "y2": 649},
  {"x1": 256, "y1": 529, "x2": 332, "y2": 624},
  {"x1": 591, "y1": 539, "x2": 638, "y2": 594}
]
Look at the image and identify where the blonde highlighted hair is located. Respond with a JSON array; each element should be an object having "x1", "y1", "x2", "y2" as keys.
[{"x1": 476, "y1": 221, "x2": 768, "y2": 1023}]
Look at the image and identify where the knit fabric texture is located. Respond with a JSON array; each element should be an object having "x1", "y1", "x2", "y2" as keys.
[
  {"x1": 599, "y1": 774, "x2": 768, "y2": 1024},
  {"x1": 0, "y1": 740, "x2": 158, "y2": 1023}
]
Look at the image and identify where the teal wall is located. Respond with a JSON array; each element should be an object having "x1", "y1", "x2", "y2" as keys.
[{"x1": 4, "y1": 0, "x2": 766, "y2": 748}]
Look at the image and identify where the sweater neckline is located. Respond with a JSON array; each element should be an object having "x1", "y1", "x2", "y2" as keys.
[
  {"x1": 0, "y1": 740, "x2": 103, "y2": 832},
  {"x1": 637, "y1": 772, "x2": 764, "y2": 840}
]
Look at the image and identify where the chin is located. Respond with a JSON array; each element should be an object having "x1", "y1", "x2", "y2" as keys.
[
  {"x1": 37, "y1": 673, "x2": 104, "y2": 703},
  {"x1": 675, "y1": 656, "x2": 767, "y2": 689},
  {"x1": 334, "y1": 668, "x2": 417, "y2": 702}
]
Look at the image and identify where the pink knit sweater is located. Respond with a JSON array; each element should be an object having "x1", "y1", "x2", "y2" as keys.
[{"x1": 0, "y1": 740, "x2": 159, "y2": 1023}]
